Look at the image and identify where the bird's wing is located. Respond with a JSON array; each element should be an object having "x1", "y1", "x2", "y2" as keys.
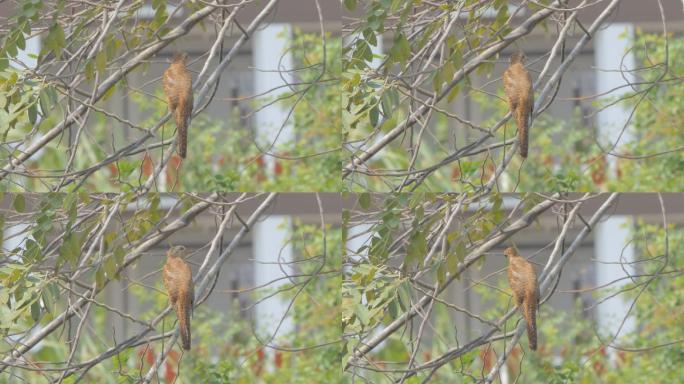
[
  {"x1": 502, "y1": 68, "x2": 515, "y2": 99},
  {"x1": 162, "y1": 264, "x2": 177, "y2": 302},
  {"x1": 162, "y1": 69, "x2": 179, "y2": 107},
  {"x1": 509, "y1": 265, "x2": 527, "y2": 284}
]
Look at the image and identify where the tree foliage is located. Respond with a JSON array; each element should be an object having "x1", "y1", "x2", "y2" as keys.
[
  {"x1": 514, "y1": 32, "x2": 684, "y2": 192},
  {"x1": 342, "y1": 192, "x2": 683, "y2": 382},
  {"x1": 0, "y1": 193, "x2": 340, "y2": 382},
  {"x1": 342, "y1": 1, "x2": 680, "y2": 193},
  {"x1": 0, "y1": 1, "x2": 338, "y2": 192}
]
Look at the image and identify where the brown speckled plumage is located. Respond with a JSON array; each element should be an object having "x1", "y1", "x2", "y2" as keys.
[
  {"x1": 503, "y1": 52, "x2": 533, "y2": 158},
  {"x1": 504, "y1": 247, "x2": 538, "y2": 351},
  {"x1": 163, "y1": 53, "x2": 193, "y2": 158},
  {"x1": 162, "y1": 245, "x2": 194, "y2": 350}
]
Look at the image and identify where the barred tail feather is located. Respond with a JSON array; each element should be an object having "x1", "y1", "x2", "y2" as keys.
[
  {"x1": 177, "y1": 299, "x2": 191, "y2": 350},
  {"x1": 175, "y1": 109, "x2": 187, "y2": 158},
  {"x1": 517, "y1": 108, "x2": 529, "y2": 158}
]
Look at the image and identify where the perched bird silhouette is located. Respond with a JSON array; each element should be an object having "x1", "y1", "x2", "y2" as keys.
[
  {"x1": 504, "y1": 247, "x2": 539, "y2": 351},
  {"x1": 162, "y1": 245, "x2": 194, "y2": 350},
  {"x1": 163, "y1": 53, "x2": 193, "y2": 158},
  {"x1": 503, "y1": 52, "x2": 533, "y2": 158}
]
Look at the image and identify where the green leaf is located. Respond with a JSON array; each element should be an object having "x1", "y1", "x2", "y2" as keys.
[
  {"x1": 495, "y1": 4, "x2": 509, "y2": 27},
  {"x1": 442, "y1": 61, "x2": 455, "y2": 84},
  {"x1": 342, "y1": 209, "x2": 349, "y2": 242},
  {"x1": 44, "y1": 23, "x2": 65, "y2": 59},
  {"x1": 39, "y1": 89, "x2": 52, "y2": 117},
  {"x1": 389, "y1": 33, "x2": 410, "y2": 66},
  {"x1": 103, "y1": 255, "x2": 118, "y2": 280},
  {"x1": 362, "y1": 28, "x2": 377, "y2": 46},
  {"x1": 13, "y1": 195, "x2": 25, "y2": 213},
  {"x1": 353, "y1": 303, "x2": 370, "y2": 325},
  {"x1": 359, "y1": 193, "x2": 371, "y2": 210},
  {"x1": 42, "y1": 285, "x2": 56, "y2": 314},
  {"x1": 95, "y1": 50, "x2": 106, "y2": 74},
  {"x1": 24, "y1": 238, "x2": 43, "y2": 263},
  {"x1": 344, "y1": 0, "x2": 357, "y2": 11},
  {"x1": 63, "y1": 192, "x2": 77, "y2": 227},
  {"x1": 5, "y1": 41, "x2": 17, "y2": 58},
  {"x1": 381, "y1": 89, "x2": 399, "y2": 115},
  {"x1": 59, "y1": 232, "x2": 82, "y2": 268},
  {"x1": 354, "y1": 38, "x2": 373, "y2": 64},
  {"x1": 432, "y1": 68, "x2": 442, "y2": 91},
  {"x1": 369, "y1": 104, "x2": 379, "y2": 127},
  {"x1": 405, "y1": 230, "x2": 426, "y2": 269},
  {"x1": 15, "y1": 31, "x2": 26, "y2": 51},
  {"x1": 397, "y1": 281, "x2": 411, "y2": 310},
  {"x1": 379, "y1": 115, "x2": 397, "y2": 132},
  {"x1": 95, "y1": 267, "x2": 105, "y2": 289},
  {"x1": 446, "y1": 253, "x2": 459, "y2": 277},
  {"x1": 84, "y1": 60, "x2": 95, "y2": 81},
  {"x1": 30, "y1": 300, "x2": 41, "y2": 322},
  {"x1": 27, "y1": 103, "x2": 37, "y2": 124},
  {"x1": 436, "y1": 262, "x2": 446, "y2": 286},
  {"x1": 0, "y1": 55, "x2": 8, "y2": 72}
]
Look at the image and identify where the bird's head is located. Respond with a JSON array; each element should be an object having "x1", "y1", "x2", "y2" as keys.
[
  {"x1": 503, "y1": 247, "x2": 517, "y2": 258},
  {"x1": 510, "y1": 52, "x2": 526, "y2": 64},
  {"x1": 167, "y1": 245, "x2": 187, "y2": 259},
  {"x1": 172, "y1": 52, "x2": 188, "y2": 63}
]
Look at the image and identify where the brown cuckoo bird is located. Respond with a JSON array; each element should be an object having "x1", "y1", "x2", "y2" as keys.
[
  {"x1": 502, "y1": 52, "x2": 533, "y2": 158},
  {"x1": 163, "y1": 53, "x2": 193, "y2": 158},
  {"x1": 504, "y1": 247, "x2": 539, "y2": 351},
  {"x1": 162, "y1": 245, "x2": 194, "y2": 350}
]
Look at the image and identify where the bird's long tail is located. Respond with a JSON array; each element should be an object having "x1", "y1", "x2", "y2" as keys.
[
  {"x1": 516, "y1": 107, "x2": 529, "y2": 158},
  {"x1": 175, "y1": 111, "x2": 187, "y2": 159},
  {"x1": 175, "y1": 99, "x2": 189, "y2": 159},
  {"x1": 177, "y1": 297, "x2": 191, "y2": 350},
  {"x1": 524, "y1": 296, "x2": 537, "y2": 351}
]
